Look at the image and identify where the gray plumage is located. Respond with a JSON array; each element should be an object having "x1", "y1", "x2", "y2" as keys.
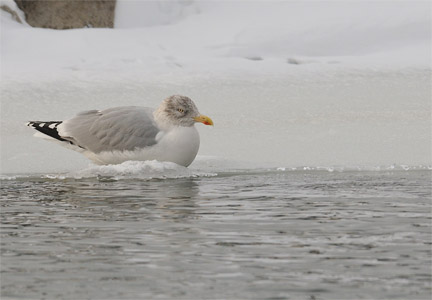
[{"x1": 61, "y1": 106, "x2": 159, "y2": 153}]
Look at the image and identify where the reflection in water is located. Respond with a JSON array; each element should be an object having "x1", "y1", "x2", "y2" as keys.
[
  {"x1": 1, "y1": 171, "x2": 431, "y2": 299},
  {"x1": 64, "y1": 178, "x2": 201, "y2": 221}
]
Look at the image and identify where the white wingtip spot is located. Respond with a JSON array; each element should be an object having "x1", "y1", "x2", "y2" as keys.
[
  {"x1": 48, "y1": 123, "x2": 56, "y2": 129},
  {"x1": 39, "y1": 123, "x2": 45, "y2": 127}
]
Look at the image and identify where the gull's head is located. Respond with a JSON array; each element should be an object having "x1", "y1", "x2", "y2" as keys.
[{"x1": 156, "y1": 95, "x2": 213, "y2": 127}]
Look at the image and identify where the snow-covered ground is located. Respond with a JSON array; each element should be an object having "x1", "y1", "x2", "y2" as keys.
[{"x1": 1, "y1": 1, "x2": 431, "y2": 174}]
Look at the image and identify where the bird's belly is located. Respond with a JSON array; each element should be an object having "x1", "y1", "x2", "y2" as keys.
[{"x1": 86, "y1": 126, "x2": 200, "y2": 167}]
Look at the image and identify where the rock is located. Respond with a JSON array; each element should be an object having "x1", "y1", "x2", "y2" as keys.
[
  {"x1": 287, "y1": 57, "x2": 301, "y2": 65},
  {"x1": 14, "y1": 0, "x2": 116, "y2": 29},
  {"x1": 245, "y1": 56, "x2": 264, "y2": 61}
]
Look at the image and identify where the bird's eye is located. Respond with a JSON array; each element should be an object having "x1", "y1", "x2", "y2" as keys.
[{"x1": 177, "y1": 108, "x2": 185, "y2": 113}]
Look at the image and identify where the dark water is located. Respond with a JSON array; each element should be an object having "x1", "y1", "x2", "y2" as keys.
[{"x1": 1, "y1": 170, "x2": 431, "y2": 299}]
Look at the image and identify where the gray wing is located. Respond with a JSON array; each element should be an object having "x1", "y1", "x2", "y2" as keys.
[{"x1": 60, "y1": 106, "x2": 160, "y2": 153}]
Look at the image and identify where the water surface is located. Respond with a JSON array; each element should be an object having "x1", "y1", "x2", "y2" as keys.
[{"x1": 1, "y1": 169, "x2": 431, "y2": 299}]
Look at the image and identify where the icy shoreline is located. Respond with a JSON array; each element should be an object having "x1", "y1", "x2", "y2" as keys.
[{"x1": 1, "y1": 1, "x2": 430, "y2": 174}]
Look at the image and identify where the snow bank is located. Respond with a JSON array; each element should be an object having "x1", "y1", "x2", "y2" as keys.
[
  {"x1": 1, "y1": 1, "x2": 431, "y2": 174},
  {"x1": 2, "y1": 0, "x2": 430, "y2": 79},
  {"x1": 114, "y1": 0, "x2": 199, "y2": 28}
]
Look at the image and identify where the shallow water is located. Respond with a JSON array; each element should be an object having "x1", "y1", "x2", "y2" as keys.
[{"x1": 1, "y1": 168, "x2": 431, "y2": 299}]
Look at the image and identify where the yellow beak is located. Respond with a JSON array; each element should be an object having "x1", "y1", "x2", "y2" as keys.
[{"x1": 194, "y1": 115, "x2": 214, "y2": 126}]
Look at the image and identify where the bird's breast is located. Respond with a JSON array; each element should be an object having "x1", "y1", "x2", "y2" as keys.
[{"x1": 153, "y1": 126, "x2": 200, "y2": 167}]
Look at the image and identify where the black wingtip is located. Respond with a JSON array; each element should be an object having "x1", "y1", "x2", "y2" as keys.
[{"x1": 27, "y1": 121, "x2": 67, "y2": 142}]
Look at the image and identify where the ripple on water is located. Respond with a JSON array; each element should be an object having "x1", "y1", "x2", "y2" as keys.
[{"x1": 0, "y1": 169, "x2": 431, "y2": 299}]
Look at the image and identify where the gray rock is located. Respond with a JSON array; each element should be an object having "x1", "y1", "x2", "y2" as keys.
[{"x1": 14, "y1": 0, "x2": 116, "y2": 29}]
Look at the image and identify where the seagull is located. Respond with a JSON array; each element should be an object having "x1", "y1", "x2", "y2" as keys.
[{"x1": 26, "y1": 95, "x2": 213, "y2": 167}]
